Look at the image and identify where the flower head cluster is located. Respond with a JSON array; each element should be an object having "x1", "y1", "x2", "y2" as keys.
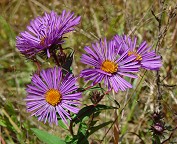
[
  {"x1": 80, "y1": 35, "x2": 162, "y2": 92},
  {"x1": 150, "y1": 111, "x2": 166, "y2": 136},
  {"x1": 16, "y1": 9, "x2": 163, "y2": 127},
  {"x1": 25, "y1": 67, "x2": 81, "y2": 125},
  {"x1": 16, "y1": 10, "x2": 80, "y2": 58},
  {"x1": 114, "y1": 35, "x2": 162, "y2": 70},
  {"x1": 80, "y1": 39, "x2": 140, "y2": 93}
]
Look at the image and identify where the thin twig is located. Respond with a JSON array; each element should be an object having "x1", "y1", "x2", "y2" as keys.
[
  {"x1": 52, "y1": 50, "x2": 60, "y2": 66},
  {"x1": 161, "y1": 84, "x2": 177, "y2": 87},
  {"x1": 0, "y1": 134, "x2": 6, "y2": 144},
  {"x1": 161, "y1": 126, "x2": 177, "y2": 144},
  {"x1": 69, "y1": 121, "x2": 74, "y2": 136},
  {"x1": 152, "y1": 1, "x2": 177, "y2": 112},
  {"x1": 151, "y1": 0, "x2": 165, "y2": 112}
]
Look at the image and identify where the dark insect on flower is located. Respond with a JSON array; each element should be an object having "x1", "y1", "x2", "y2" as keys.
[{"x1": 16, "y1": 10, "x2": 80, "y2": 58}]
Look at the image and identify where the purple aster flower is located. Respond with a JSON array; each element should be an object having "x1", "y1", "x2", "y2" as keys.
[
  {"x1": 25, "y1": 67, "x2": 81, "y2": 125},
  {"x1": 80, "y1": 39, "x2": 140, "y2": 93},
  {"x1": 114, "y1": 34, "x2": 162, "y2": 70},
  {"x1": 16, "y1": 10, "x2": 81, "y2": 58}
]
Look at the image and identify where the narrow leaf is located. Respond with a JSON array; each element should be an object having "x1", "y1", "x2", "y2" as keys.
[
  {"x1": 31, "y1": 128, "x2": 66, "y2": 144},
  {"x1": 58, "y1": 119, "x2": 68, "y2": 130},
  {"x1": 89, "y1": 121, "x2": 113, "y2": 136},
  {"x1": 0, "y1": 15, "x2": 16, "y2": 47},
  {"x1": 73, "y1": 104, "x2": 117, "y2": 123}
]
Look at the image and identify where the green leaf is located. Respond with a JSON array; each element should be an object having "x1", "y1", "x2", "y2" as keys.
[
  {"x1": 88, "y1": 86, "x2": 105, "y2": 91},
  {"x1": 0, "y1": 119, "x2": 7, "y2": 127},
  {"x1": 31, "y1": 128, "x2": 66, "y2": 144},
  {"x1": 77, "y1": 122, "x2": 88, "y2": 135},
  {"x1": 5, "y1": 102, "x2": 15, "y2": 115},
  {"x1": 77, "y1": 133, "x2": 89, "y2": 144},
  {"x1": 58, "y1": 119, "x2": 68, "y2": 130},
  {"x1": 153, "y1": 135, "x2": 161, "y2": 144},
  {"x1": 88, "y1": 121, "x2": 113, "y2": 136},
  {"x1": 73, "y1": 104, "x2": 118, "y2": 123},
  {"x1": 94, "y1": 104, "x2": 118, "y2": 111},
  {"x1": 65, "y1": 135, "x2": 73, "y2": 143},
  {"x1": 0, "y1": 15, "x2": 16, "y2": 47},
  {"x1": 165, "y1": 125, "x2": 173, "y2": 131}
]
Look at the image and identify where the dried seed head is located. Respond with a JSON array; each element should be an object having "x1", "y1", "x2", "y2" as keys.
[
  {"x1": 152, "y1": 111, "x2": 164, "y2": 122},
  {"x1": 90, "y1": 91, "x2": 102, "y2": 104}
]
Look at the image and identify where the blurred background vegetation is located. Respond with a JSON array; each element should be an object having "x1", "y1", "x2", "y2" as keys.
[{"x1": 0, "y1": 0, "x2": 177, "y2": 143}]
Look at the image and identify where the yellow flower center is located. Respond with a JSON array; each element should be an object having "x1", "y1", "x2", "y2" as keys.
[
  {"x1": 45, "y1": 89, "x2": 62, "y2": 106},
  {"x1": 101, "y1": 60, "x2": 118, "y2": 73},
  {"x1": 128, "y1": 51, "x2": 142, "y2": 61}
]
